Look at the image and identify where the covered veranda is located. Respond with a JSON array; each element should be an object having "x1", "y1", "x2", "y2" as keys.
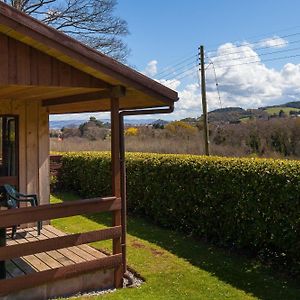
[{"x1": 0, "y1": 2, "x2": 178, "y2": 299}]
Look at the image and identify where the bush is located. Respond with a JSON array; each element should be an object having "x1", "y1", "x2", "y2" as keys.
[
  {"x1": 125, "y1": 127, "x2": 139, "y2": 136},
  {"x1": 165, "y1": 121, "x2": 197, "y2": 137},
  {"x1": 58, "y1": 152, "x2": 300, "y2": 276}
]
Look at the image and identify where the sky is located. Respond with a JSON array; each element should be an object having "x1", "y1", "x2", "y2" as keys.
[{"x1": 51, "y1": 0, "x2": 300, "y2": 121}]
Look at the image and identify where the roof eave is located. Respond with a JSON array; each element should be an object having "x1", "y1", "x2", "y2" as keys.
[{"x1": 0, "y1": 2, "x2": 179, "y2": 106}]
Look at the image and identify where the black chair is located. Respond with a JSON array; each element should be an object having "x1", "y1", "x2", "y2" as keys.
[{"x1": 3, "y1": 184, "x2": 42, "y2": 239}]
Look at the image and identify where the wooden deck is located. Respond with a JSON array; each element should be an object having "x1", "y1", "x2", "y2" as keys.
[{"x1": 3, "y1": 225, "x2": 114, "y2": 300}]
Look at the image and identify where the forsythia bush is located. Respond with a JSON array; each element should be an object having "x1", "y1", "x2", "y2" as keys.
[
  {"x1": 125, "y1": 127, "x2": 139, "y2": 136},
  {"x1": 58, "y1": 152, "x2": 300, "y2": 276},
  {"x1": 165, "y1": 121, "x2": 197, "y2": 135}
]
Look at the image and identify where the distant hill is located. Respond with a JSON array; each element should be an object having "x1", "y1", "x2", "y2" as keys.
[
  {"x1": 50, "y1": 118, "x2": 160, "y2": 129},
  {"x1": 262, "y1": 101, "x2": 300, "y2": 110},
  {"x1": 50, "y1": 119, "x2": 86, "y2": 129},
  {"x1": 283, "y1": 101, "x2": 300, "y2": 109},
  {"x1": 151, "y1": 119, "x2": 169, "y2": 126},
  {"x1": 207, "y1": 107, "x2": 268, "y2": 123},
  {"x1": 261, "y1": 101, "x2": 300, "y2": 117},
  {"x1": 207, "y1": 101, "x2": 300, "y2": 123}
]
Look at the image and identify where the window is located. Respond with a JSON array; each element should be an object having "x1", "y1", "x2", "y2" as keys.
[{"x1": 0, "y1": 116, "x2": 18, "y2": 177}]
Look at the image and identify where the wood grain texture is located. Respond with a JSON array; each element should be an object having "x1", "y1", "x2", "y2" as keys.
[
  {"x1": 0, "y1": 197, "x2": 121, "y2": 228},
  {"x1": 38, "y1": 104, "x2": 49, "y2": 206},
  {"x1": 26, "y1": 100, "x2": 38, "y2": 196},
  {"x1": 0, "y1": 254, "x2": 120, "y2": 297},
  {"x1": 0, "y1": 33, "x2": 109, "y2": 89},
  {"x1": 0, "y1": 227, "x2": 121, "y2": 260},
  {"x1": 110, "y1": 97, "x2": 123, "y2": 288}
]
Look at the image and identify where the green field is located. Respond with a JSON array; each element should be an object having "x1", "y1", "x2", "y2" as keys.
[
  {"x1": 265, "y1": 106, "x2": 300, "y2": 115},
  {"x1": 239, "y1": 116, "x2": 250, "y2": 122},
  {"x1": 51, "y1": 193, "x2": 300, "y2": 300}
]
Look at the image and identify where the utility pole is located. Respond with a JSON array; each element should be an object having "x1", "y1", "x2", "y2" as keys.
[{"x1": 199, "y1": 45, "x2": 210, "y2": 155}]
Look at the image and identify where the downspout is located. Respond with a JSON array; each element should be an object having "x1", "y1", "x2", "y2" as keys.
[{"x1": 119, "y1": 105, "x2": 174, "y2": 284}]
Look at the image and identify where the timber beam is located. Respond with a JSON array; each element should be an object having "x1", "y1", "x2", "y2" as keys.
[{"x1": 42, "y1": 85, "x2": 126, "y2": 107}]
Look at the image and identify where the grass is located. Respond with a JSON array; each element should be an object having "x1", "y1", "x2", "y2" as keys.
[
  {"x1": 239, "y1": 117, "x2": 250, "y2": 123},
  {"x1": 51, "y1": 193, "x2": 300, "y2": 300}
]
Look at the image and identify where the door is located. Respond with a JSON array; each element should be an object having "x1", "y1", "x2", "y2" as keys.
[{"x1": 0, "y1": 116, "x2": 18, "y2": 187}]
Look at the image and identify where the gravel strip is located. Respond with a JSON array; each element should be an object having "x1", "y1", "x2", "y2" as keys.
[{"x1": 51, "y1": 270, "x2": 144, "y2": 299}]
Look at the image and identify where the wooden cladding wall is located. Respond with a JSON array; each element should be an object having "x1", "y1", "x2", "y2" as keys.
[
  {"x1": 0, "y1": 99, "x2": 50, "y2": 206},
  {"x1": 0, "y1": 33, "x2": 109, "y2": 88}
]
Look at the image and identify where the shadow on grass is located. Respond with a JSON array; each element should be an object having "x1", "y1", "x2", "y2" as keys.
[{"x1": 55, "y1": 192, "x2": 300, "y2": 300}]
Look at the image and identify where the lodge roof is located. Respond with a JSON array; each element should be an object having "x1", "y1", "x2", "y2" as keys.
[{"x1": 0, "y1": 2, "x2": 178, "y2": 113}]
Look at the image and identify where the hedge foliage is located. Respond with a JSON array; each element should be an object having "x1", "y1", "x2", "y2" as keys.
[{"x1": 58, "y1": 152, "x2": 300, "y2": 275}]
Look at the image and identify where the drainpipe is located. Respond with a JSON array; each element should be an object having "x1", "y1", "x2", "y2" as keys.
[{"x1": 118, "y1": 105, "x2": 174, "y2": 284}]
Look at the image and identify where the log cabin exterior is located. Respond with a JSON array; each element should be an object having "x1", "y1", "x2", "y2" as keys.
[{"x1": 0, "y1": 2, "x2": 178, "y2": 299}]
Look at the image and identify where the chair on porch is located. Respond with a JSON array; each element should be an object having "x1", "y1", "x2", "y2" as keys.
[{"x1": 3, "y1": 184, "x2": 42, "y2": 239}]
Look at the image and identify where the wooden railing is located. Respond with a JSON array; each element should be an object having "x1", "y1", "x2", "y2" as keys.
[{"x1": 0, "y1": 197, "x2": 122, "y2": 296}]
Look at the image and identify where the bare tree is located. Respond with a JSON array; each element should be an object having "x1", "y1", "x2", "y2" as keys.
[{"x1": 4, "y1": 0, "x2": 129, "y2": 62}]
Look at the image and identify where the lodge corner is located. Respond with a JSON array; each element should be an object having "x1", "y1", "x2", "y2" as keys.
[{"x1": 0, "y1": 2, "x2": 178, "y2": 299}]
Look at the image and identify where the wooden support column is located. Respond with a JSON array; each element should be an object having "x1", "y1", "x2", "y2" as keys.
[{"x1": 110, "y1": 97, "x2": 123, "y2": 288}]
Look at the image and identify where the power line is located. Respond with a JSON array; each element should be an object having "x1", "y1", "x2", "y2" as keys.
[
  {"x1": 157, "y1": 59, "x2": 197, "y2": 80},
  {"x1": 158, "y1": 36, "x2": 300, "y2": 81},
  {"x1": 210, "y1": 60, "x2": 222, "y2": 109},
  {"x1": 213, "y1": 53, "x2": 300, "y2": 70},
  {"x1": 202, "y1": 24, "x2": 300, "y2": 53},
  {"x1": 155, "y1": 54, "x2": 197, "y2": 78},
  {"x1": 207, "y1": 31, "x2": 300, "y2": 56},
  {"x1": 166, "y1": 59, "x2": 213, "y2": 82},
  {"x1": 157, "y1": 55, "x2": 215, "y2": 81},
  {"x1": 170, "y1": 65, "x2": 198, "y2": 81},
  {"x1": 158, "y1": 49, "x2": 196, "y2": 68},
  {"x1": 157, "y1": 34, "x2": 300, "y2": 83},
  {"x1": 207, "y1": 38, "x2": 294, "y2": 60},
  {"x1": 211, "y1": 44, "x2": 300, "y2": 65},
  {"x1": 155, "y1": 26, "x2": 300, "y2": 82}
]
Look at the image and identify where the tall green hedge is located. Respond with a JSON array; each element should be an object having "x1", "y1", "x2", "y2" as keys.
[{"x1": 58, "y1": 152, "x2": 300, "y2": 276}]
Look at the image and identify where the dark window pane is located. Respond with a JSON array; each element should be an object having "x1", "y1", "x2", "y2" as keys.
[{"x1": 0, "y1": 116, "x2": 18, "y2": 177}]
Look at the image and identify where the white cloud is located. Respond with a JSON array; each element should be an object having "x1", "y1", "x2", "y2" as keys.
[
  {"x1": 203, "y1": 42, "x2": 300, "y2": 111},
  {"x1": 258, "y1": 36, "x2": 288, "y2": 48},
  {"x1": 143, "y1": 60, "x2": 158, "y2": 77},
  {"x1": 155, "y1": 39, "x2": 300, "y2": 119}
]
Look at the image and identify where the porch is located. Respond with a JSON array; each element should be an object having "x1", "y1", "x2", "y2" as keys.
[
  {"x1": 0, "y1": 197, "x2": 122, "y2": 299},
  {"x1": 0, "y1": 2, "x2": 178, "y2": 298}
]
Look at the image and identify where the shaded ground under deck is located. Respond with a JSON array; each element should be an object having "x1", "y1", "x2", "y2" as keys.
[{"x1": 3, "y1": 225, "x2": 114, "y2": 299}]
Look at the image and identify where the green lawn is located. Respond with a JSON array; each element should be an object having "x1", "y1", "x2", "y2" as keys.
[{"x1": 51, "y1": 193, "x2": 300, "y2": 300}]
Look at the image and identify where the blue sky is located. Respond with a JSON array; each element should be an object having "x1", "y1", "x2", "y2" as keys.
[
  {"x1": 117, "y1": 0, "x2": 300, "y2": 70},
  {"x1": 52, "y1": 0, "x2": 300, "y2": 121}
]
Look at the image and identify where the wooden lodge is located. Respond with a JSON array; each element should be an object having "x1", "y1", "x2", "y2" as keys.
[{"x1": 0, "y1": 2, "x2": 178, "y2": 299}]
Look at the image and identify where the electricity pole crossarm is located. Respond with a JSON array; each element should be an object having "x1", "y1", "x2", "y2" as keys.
[{"x1": 199, "y1": 45, "x2": 210, "y2": 155}]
